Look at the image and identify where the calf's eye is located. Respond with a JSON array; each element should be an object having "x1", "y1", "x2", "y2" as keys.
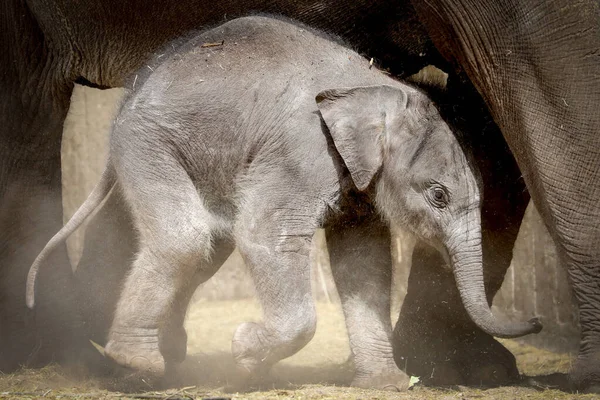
[{"x1": 429, "y1": 186, "x2": 449, "y2": 208}]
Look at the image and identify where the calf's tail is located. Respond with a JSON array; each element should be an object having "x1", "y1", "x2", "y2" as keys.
[{"x1": 26, "y1": 164, "x2": 117, "y2": 308}]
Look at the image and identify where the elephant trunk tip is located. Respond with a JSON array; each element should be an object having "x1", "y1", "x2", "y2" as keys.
[
  {"x1": 483, "y1": 315, "x2": 543, "y2": 339},
  {"x1": 449, "y1": 232, "x2": 543, "y2": 339},
  {"x1": 528, "y1": 317, "x2": 543, "y2": 334}
]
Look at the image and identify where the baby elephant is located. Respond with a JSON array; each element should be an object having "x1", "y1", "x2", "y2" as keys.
[{"x1": 28, "y1": 16, "x2": 540, "y2": 389}]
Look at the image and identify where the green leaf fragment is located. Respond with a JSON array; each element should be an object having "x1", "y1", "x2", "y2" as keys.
[{"x1": 408, "y1": 375, "x2": 420, "y2": 388}]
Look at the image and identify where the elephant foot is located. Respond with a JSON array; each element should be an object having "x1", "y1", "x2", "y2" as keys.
[
  {"x1": 231, "y1": 322, "x2": 272, "y2": 379},
  {"x1": 570, "y1": 353, "x2": 600, "y2": 393},
  {"x1": 230, "y1": 317, "x2": 316, "y2": 390},
  {"x1": 393, "y1": 309, "x2": 519, "y2": 386},
  {"x1": 105, "y1": 329, "x2": 165, "y2": 376},
  {"x1": 351, "y1": 369, "x2": 411, "y2": 391},
  {"x1": 225, "y1": 322, "x2": 272, "y2": 391}
]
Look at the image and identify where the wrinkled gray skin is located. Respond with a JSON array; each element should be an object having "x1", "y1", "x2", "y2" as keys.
[
  {"x1": 28, "y1": 17, "x2": 540, "y2": 388},
  {"x1": 5, "y1": 0, "x2": 599, "y2": 390}
]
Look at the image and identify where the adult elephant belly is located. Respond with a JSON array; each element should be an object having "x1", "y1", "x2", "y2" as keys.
[{"x1": 410, "y1": 0, "x2": 600, "y2": 391}]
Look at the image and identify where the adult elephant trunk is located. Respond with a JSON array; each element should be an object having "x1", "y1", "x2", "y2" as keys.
[{"x1": 448, "y1": 210, "x2": 542, "y2": 339}]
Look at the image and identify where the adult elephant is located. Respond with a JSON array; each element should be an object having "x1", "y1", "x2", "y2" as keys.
[{"x1": 1, "y1": 0, "x2": 598, "y2": 391}]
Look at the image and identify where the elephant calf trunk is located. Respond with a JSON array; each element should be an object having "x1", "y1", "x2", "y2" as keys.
[
  {"x1": 459, "y1": 284, "x2": 543, "y2": 339},
  {"x1": 452, "y1": 244, "x2": 543, "y2": 339}
]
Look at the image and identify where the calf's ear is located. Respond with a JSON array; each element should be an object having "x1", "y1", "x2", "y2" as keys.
[{"x1": 316, "y1": 85, "x2": 408, "y2": 191}]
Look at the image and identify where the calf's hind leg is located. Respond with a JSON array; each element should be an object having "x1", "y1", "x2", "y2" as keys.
[
  {"x1": 161, "y1": 240, "x2": 234, "y2": 365},
  {"x1": 104, "y1": 155, "x2": 226, "y2": 376}
]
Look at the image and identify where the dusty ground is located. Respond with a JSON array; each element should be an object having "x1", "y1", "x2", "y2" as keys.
[{"x1": 0, "y1": 300, "x2": 591, "y2": 399}]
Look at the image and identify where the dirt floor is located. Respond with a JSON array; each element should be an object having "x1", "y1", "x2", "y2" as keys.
[{"x1": 0, "y1": 300, "x2": 593, "y2": 399}]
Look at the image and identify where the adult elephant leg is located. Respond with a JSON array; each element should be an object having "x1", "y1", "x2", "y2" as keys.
[
  {"x1": 408, "y1": 0, "x2": 600, "y2": 390},
  {"x1": 0, "y1": 1, "x2": 83, "y2": 370},
  {"x1": 393, "y1": 77, "x2": 530, "y2": 386},
  {"x1": 487, "y1": 84, "x2": 600, "y2": 391},
  {"x1": 326, "y1": 215, "x2": 410, "y2": 391},
  {"x1": 501, "y1": 72, "x2": 600, "y2": 392}
]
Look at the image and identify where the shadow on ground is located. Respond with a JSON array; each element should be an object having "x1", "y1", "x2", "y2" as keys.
[
  {"x1": 94, "y1": 350, "x2": 352, "y2": 393},
  {"x1": 0, "y1": 358, "x2": 584, "y2": 400},
  {"x1": 0, "y1": 300, "x2": 587, "y2": 398},
  {"x1": 169, "y1": 351, "x2": 351, "y2": 390}
]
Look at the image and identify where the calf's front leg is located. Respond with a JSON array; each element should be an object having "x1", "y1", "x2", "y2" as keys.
[
  {"x1": 232, "y1": 195, "x2": 318, "y2": 380},
  {"x1": 326, "y1": 216, "x2": 410, "y2": 391}
]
